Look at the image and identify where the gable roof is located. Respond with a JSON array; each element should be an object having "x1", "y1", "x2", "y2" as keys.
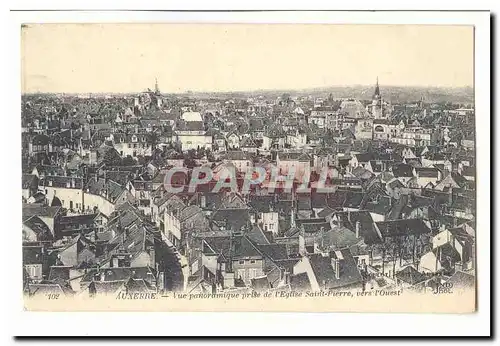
[
  {"x1": 395, "y1": 266, "x2": 427, "y2": 285},
  {"x1": 309, "y1": 248, "x2": 363, "y2": 289}
]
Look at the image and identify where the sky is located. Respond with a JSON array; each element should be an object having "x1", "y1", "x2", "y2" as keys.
[{"x1": 21, "y1": 23, "x2": 474, "y2": 94}]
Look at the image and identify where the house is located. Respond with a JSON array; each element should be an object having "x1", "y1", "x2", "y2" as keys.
[
  {"x1": 79, "y1": 266, "x2": 158, "y2": 296},
  {"x1": 262, "y1": 127, "x2": 286, "y2": 151},
  {"x1": 110, "y1": 132, "x2": 153, "y2": 158},
  {"x1": 22, "y1": 203, "x2": 62, "y2": 237},
  {"x1": 366, "y1": 160, "x2": 392, "y2": 176},
  {"x1": 222, "y1": 151, "x2": 253, "y2": 173},
  {"x1": 354, "y1": 118, "x2": 373, "y2": 140},
  {"x1": 28, "y1": 134, "x2": 50, "y2": 155},
  {"x1": 313, "y1": 148, "x2": 337, "y2": 171},
  {"x1": 23, "y1": 245, "x2": 46, "y2": 282},
  {"x1": 57, "y1": 234, "x2": 96, "y2": 267},
  {"x1": 276, "y1": 152, "x2": 312, "y2": 178},
  {"x1": 23, "y1": 216, "x2": 53, "y2": 243},
  {"x1": 163, "y1": 204, "x2": 209, "y2": 252},
  {"x1": 249, "y1": 196, "x2": 279, "y2": 235},
  {"x1": 89, "y1": 144, "x2": 122, "y2": 166},
  {"x1": 432, "y1": 227, "x2": 474, "y2": 271},
  {"x1": 175, "y1": 118, "x2": 213, "y2": 152},
  {"x1": 394, "y1": 266, "x2": 427, "y2": 288},
  {"x1": 460, "y1": 166, "x2": 475, "y2": 181},
  {"x1": 350, "y1": 152, "x2": 375, "y2": 170},
  {"x1": 84, "y1": 178, "x2": 135, "y2": 217},
  {"x1": 308, "y1": 109, "x2": 333, "y2": 129},
  {"x1": 190, "y1": 235, "x2": 263, "y2": 288},
  {"x1": 226, "y1": 131, "x2": 240, "y2": 150},
  {"x1": 249, "y1": 118, "x2": 265, "y2": 140},
  {"x1": 55, "y1": 213, "x2": 104, "y2": 239},
  {"x1": 413, "y1": 167, "x2": 441, "y2": 187},
  {"x1": 293, "y1": 248, "x2": 363, "y2": 291},
  {"x1": 419, "y1": 242, "x2": 461, "y2": 274},
  {"x1": 434, "y1": 172, "x2": 468, "y2": 191},
  {"x1": 22, "y1": 174, "x2": 39, "y2": 201},
  {"x1": 331, "y1": 210, "x2": 383, "y2": 245},
  {"x1": 40, "y1": 175, "x2": 84, "y2": 212},
  {"x1": 25, "y1": 282, "x2": 75, "y2": 298},
  {"x1": 240, "y1": 136, "x2": 259, "y2": 154},
  {"x1": 212, "y1": 132, "x2": 227, "y2": 152},
  {"x1": 391, "y1": 163, "x2": 414, "y2": 185},
  {"x1": 285, "y1": 129, "x2": 307, "y2": 149}
]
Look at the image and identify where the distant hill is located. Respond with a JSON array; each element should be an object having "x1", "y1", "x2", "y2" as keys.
[
  {"x1": 23, "y1": 85, "x2": 474, "y2": 105},
  {"x1": 178, "y1": 85, "x2": 474, "y2": 105}
]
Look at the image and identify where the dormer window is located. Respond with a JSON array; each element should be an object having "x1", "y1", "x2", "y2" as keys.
[{"x1": 132, "y1": 135, "x2": 137, "y2": 142}]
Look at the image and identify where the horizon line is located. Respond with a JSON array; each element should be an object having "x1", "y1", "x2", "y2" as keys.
[{"x1": 22, "y1": 83, "x2": 474, "y2": 96}]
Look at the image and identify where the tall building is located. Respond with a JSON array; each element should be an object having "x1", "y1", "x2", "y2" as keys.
[
  {"x1": 154, "y1": 77, "x2": 160, "y2": 95},
  {"x1": 371, "y1": 77, "x2": 383, "y2": 119}
]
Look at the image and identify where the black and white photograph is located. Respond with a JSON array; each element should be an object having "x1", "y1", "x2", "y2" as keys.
[{"x1": 6, "y1": 7, "x2": 492, "y2": 337}]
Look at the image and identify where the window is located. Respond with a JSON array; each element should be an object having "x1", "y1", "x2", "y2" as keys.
[
  {"x1": 28, "y1": 265, "x2": 40, "y2": 278},
  {"x1": 250, "y1": 260, "x2": 256, "y2": 264},
  {"x1": 239, "y1": 260, "x2": 245, "y2": 265},
  {"x1": 236, "y1": 269, "x2": 244, "y2": 280},
  {"x1": 128, "y1": 144, "x2": 131, "y2": 148},
  {"x1": 249, "y1": 269, "x2": 258, "y2": 279}
]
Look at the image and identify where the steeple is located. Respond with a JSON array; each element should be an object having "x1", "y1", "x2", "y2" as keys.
[
  {"x1": 154, "y1": 78, "x2": 160, "y2": 95},
  {"x1": 374, "y1": 76, "x2": 380, "y2": 99}
]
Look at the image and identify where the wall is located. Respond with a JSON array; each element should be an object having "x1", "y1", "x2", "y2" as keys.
[
  {"x1": 259, "y1": 211, "x2": 279, "y2": 235},
  {"x1": 293, "y1": 256, "x2": 320, "y2": 291},
  {"x1": 44, "y1": 186, "x2": 83, "y2": 211},
  {"x1": 83, "y1": 193, "x2": 115, "y2": 217},
  {"x1": 232, "y1": 258, "x2": 264, "y2": 284}
]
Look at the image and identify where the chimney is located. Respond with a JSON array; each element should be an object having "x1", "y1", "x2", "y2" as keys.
[
  {"x1": 100, "y1": 271, "x2": 106, "y2": 281},
  {"x1": 355, "y1": 221, "x2": 360, "y2": 238},
  {"x1": 283, "y1": 269, "x2": 290, "y2": 285},
  {"x1": 112, "y1": 256, "x2": 119, "y2": 268},
  {"x1": 290, "y1": 207, "x2": 296, "y2": 228},
  {"x1": 332, "y1": 258, "x2": 340, "y2": 279},
  {"x1": 200, "y1": 195, "x2": 206, "y2": 208}
]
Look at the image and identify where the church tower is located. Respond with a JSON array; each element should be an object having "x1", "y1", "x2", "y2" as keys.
[
  {"x1": 154, "y1": 77, "x2": 160, "y2": 95},
  {"x1": 372, "y1": 77, "x2": 383, "y2": 119}
]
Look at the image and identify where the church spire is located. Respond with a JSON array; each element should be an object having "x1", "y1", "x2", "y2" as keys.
[
  {"x1": 374, "y1": 76, "x2": 380, "y2": 98},
  {"x1": 154, "y1": 77, "x2": 160, "y2": 95}
]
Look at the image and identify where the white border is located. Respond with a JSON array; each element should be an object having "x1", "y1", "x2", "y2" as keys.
[{"x1": 4, "y1": 9, "x2": 491, "y2": 337}]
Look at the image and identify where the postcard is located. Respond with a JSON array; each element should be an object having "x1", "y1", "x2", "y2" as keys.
[{"x1": 20, "y1": 20, "x2": 479, "y2": 314}]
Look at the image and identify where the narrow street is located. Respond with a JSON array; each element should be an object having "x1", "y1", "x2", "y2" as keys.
[{"x1": 157, "y1": 235, "x2": 184, "y2": 292}]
